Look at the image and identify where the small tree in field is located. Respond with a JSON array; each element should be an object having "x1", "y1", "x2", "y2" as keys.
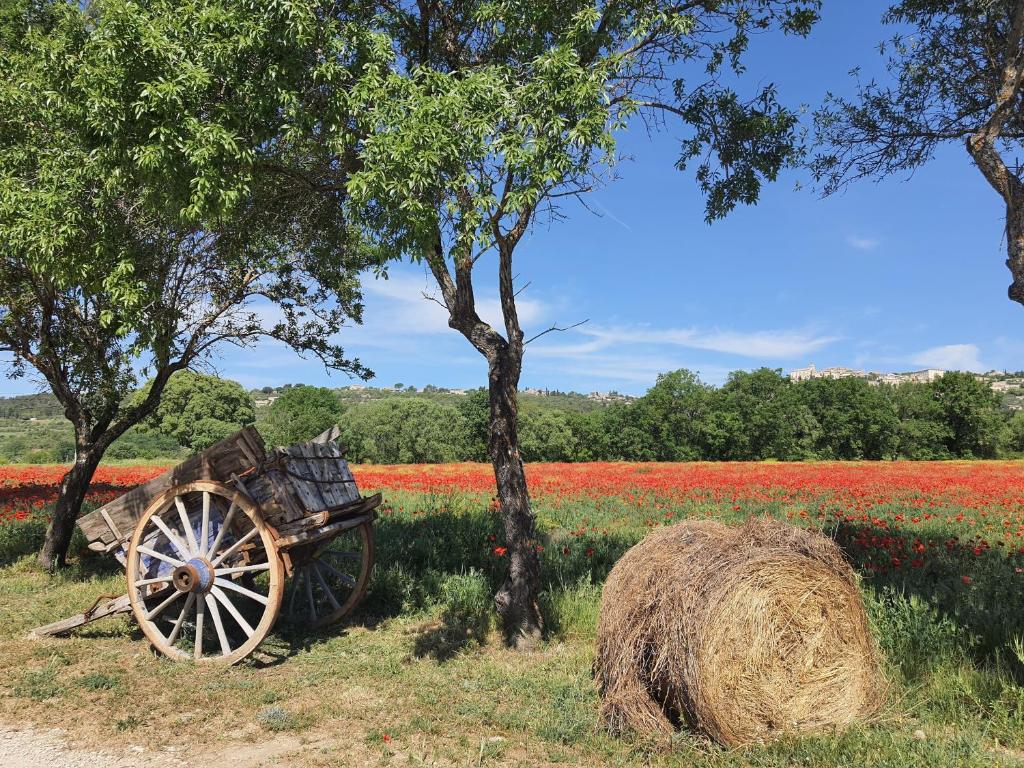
[
  {"x1": 0, "y1": 1, "x2": 372, "y2": 568},
  {"x1": 813, "y1": 0, "x2": 1024, "y2": 306},
  {"x1": 339, "y1": 1, "x2": 819, "y2": 645}
]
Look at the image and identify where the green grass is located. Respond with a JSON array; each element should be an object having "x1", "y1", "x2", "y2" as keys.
[{"x1": 0, "y1": 487, "x2": 1022, "y2": 766}]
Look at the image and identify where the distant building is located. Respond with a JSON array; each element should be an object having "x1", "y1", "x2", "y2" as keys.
[
  {"x1": 902, "y1": 369, "x2": 945, "y2": 384},
  {"x1": 819, "y1": 366, "x2": 866, "y2": 380},
  {"x1": 788, "y1": 363, "x2": 817, "y2": 382},
  {"x1": 788, "y1": 364, "x2": 948, "y2": 386},
  {"x1": 787, "y1": 363, "x2": 865, "y2": 382}
]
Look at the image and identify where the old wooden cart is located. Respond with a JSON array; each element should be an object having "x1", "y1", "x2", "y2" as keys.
[{"x1": 33, "y1": 426, "x2": 380, "y2": 664}]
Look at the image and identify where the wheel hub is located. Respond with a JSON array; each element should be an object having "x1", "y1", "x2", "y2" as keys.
[{"x1": 172, "y1": 557, "x2": 215, "y2": 594}]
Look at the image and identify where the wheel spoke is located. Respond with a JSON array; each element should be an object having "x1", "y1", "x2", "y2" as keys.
[
  {"x1": 137, "y1": 545, "x2": 183, "y2": 569},
  {"x1": 206, "y1": 501, "x2": 238, "y2": 563},
  {"x1": 150, "y1": 515, "x2": 191, "y2": 560},
  {"x1": 194, "y1": 597, "x2": 205, "y2": 659},
  {"x1": 215, "y1": 563, "x2": 271, "y2": 576},
  {"x1": 311, "y1": 562, "x2": 341, "y2": 612},
  {"x1": 287, "y1": 568, "x2": 302, "y2": 619},
  {"x1": 204, "y1": 593, "x2": 232, "y2": 657},
  {"x1": 200, "y1": 491, "x2": 211, "y2": 556},
  {"x1": 317, "y1": 558, "x2": 357, "y2": 589},
  {"x1": 214, "y1": 577, "x2": 269, "y2": 606},
  {"x1": 211, "y1": 586, "x2": 255, "y2": 638},
  {"x1": 135, "y1": 576, "x2": 172, "y2": 587},
  {"x1": 324, "y1": 549, "x2": 361, "y2": 562},
  {"x1": 210, "y1": 526, "x2": 260, "y2": 568},
  {"x1": 167, "y1": 592, "x2": 196, "y2": 646},
  {"x1": 305, "y1": 565, "x2": 317, "y2": 622},
  {"x1": 175, "y1": 497, "x2": 199, "y2": 556},
  {"x1": 145, "y1": 589, "x2": 185, "y2": 622}
]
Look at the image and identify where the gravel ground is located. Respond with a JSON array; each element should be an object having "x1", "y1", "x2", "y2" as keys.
[{"x1": 0, "y1": 726, "x2": 186, "y2": 768}]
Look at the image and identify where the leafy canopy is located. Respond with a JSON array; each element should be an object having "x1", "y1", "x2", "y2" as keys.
[
  {"x1": 262, "y1": 385, "x2": 345, "y2": 448},
  {"x1": 134, "y1": 373, "x2": 255, "y2": 452},
  {"x1": 0, "y1": 0, "x2": 376, "y2": 448},
  {"x1": 342, "y1": 0, "x2": 821, "y2": 274}
]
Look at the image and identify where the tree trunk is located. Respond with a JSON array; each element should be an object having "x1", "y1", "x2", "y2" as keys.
[
  {"x1": 488, "y1": 348, "x2": 544, "y2": 648},
  {"x1": 1006, "y1": 189, "x2": 1024, "y2": 307},
  {"x1": 38, "y1": 445, "x2": 103, "y2": 570}
]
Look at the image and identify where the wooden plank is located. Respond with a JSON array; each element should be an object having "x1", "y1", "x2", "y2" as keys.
[
  {"x1": 263, "y1": 465, "x2": 304, "y2": 524},
  {"x1": 275, "y1": 513, "x2": 374, "y2": 549},
  {"x1": 325, "y1": 492, "x2": 381, "y2": 523},
  {"x1": 77, "y1": 427, "x2": 267, "y2": 547},
  {"x1": 30, "y1": 594, "x2": 133, "y2": 638},
  {"x1": 311, "y1": 443, "x2": 338, "y2": 509},
  {"x1": 311, "y1": 424, "x2": 342, "y2": 445},
  {"x1": 273, "y1": 510, "x2": 330, "y2": 538},
  {"x1": 283, "y1": 445, "x2": 325, "y2": 513}
]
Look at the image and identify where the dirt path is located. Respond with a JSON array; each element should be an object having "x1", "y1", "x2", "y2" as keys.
[
  {"x1": 0, "y1": 725, "x2": 312, "y2": 768},
  {"x1": 0, "y1": 726, "x2": 187, "y2": 768}
]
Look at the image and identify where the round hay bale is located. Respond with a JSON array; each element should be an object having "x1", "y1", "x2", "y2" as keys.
[{"x1": 595, "y1": 517, "x2": 885, "y2": 746}]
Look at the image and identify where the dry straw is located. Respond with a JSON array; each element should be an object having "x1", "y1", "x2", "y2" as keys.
[{"x1": 595, "y1": 517, "x2": 886, "y2": 747}]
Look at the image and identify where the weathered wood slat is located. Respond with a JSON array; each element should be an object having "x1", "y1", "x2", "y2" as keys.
[
  {"x1": 78, "y1": 427, "x2": 266, "y2": 548},
  {"x1": 273, "y1": 493, "x2": 381, "y2": 538},
  {"x1": 281, "y1": 445, "x2": 323, "y2": 512},
  {"x1": 275, "y1": 512, "x2": 375, "y2": 549},
  {"x1": 310, "y1": 443, "x2": 340, "y2": 509},
  {"x1": 30, "y1": 594, "x2": 133, "y2": 638}
]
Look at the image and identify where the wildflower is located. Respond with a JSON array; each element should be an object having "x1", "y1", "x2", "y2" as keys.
[{"x1": 492, "y1": 546, "x2": 507, "y2": 557}]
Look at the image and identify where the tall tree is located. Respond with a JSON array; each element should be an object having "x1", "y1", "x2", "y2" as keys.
[
  {"x1": 813, "y1": 1, "x2": 1024, "y2": 306},
  {"x1": 336, "y1": 1, "x2": 818, "y2": 645},
  {"x1": 931, "y1": 371, "x2": 1004, "y2": 457},
  {"x1": 0, "y1": 1, "x2": 372, "y2": 567},
  {"x1": 796, "y1": 377, "x2": 899, "y2": 459},
  {"x1": 710, "y1": 368, "x2": 818, "y2": 460}
]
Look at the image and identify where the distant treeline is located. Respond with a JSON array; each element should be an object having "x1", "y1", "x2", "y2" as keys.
[
  {"x1": 1, "y1": 368, "x2": 1021, "y2": 464},
  {"x1": 335, "y1": 369, "x2": 1019, "y2": 463}
]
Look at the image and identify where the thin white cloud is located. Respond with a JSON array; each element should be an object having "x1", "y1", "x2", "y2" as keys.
[
  {"x1": 909, "y1": 343, "x2": 984, "y2": 372},
  {"x1": 847, "y1": 235, "x2": 880, "y2": 251},
  {"x1": 530, "y1": 353, "x2": 736, "y2": 386},
  {"x1": 544, "y1": 324, "x2": 839, "y2": 359}
]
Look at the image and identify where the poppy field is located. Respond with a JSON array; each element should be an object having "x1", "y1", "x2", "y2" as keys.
[{"x1": 2, "y1": 460, "x2": 1024, "y2": 766}]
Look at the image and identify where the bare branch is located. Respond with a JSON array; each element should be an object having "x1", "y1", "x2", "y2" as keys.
[{"x1": 524, "y1": 319, "x2": 589, "y2": 346}]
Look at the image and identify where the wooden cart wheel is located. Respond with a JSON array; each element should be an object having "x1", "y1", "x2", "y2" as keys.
[
  {"x1": 126, "y1": 480, "x2": 284, "y2": 664},
  {"x1": 283, "y1": 521, "x2": 374, "y2": 629}
]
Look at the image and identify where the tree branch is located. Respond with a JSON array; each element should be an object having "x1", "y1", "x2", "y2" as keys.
[{"x1": 524, "y1": 319, "x2": 589, "y2": 346}]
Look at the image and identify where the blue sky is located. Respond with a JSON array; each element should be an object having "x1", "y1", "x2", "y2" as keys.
[{"x1": 5, "y1": 4, "x2": 1021, "y2": 398}]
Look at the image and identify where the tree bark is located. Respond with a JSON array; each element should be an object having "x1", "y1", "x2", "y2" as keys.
[
  {"x1": 967, "y1": 134, "x2": 1024, "y2": 307},
  {"x1": 1005, "y1": 189, "x2": 1024, "y2": 306},
  {"x1": 488, "y1": 346, "x2": 544, "y2": 649},
  {"x1": 38, "y1": 445, "x2": 103, "y2": 569}
]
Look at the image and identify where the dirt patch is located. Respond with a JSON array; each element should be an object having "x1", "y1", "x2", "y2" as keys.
[{"x1": 0, "y1": 724, "x2": 321, "y2": 768}]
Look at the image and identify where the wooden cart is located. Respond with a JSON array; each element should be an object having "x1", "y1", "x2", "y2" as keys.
[{"x1": 32, "y1": 426, "x2": 380, "y2": 664}]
